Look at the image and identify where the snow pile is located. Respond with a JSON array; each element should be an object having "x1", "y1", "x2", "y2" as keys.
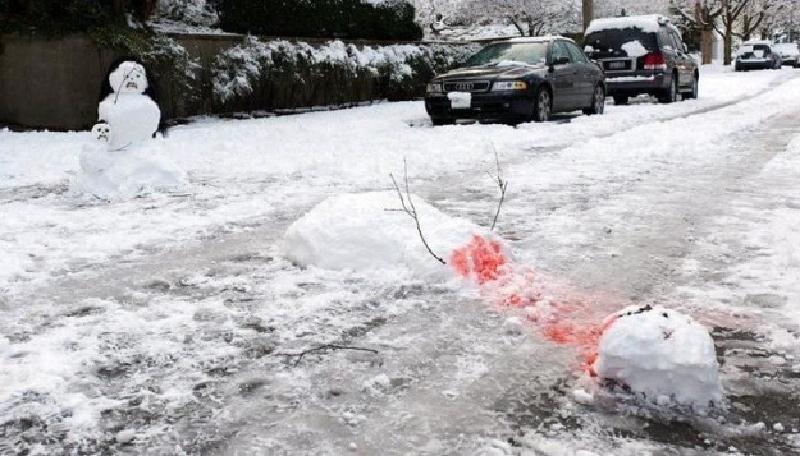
[
  {"x1": 281, "y1": 192, "x2": 481, "y2": 276},
  {"x1": 594, "y1": 305, "x2": 723, "y2": 408}
]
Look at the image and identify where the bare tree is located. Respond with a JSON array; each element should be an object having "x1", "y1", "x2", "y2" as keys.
[{"x1": 460, "y1": 0, "x2": 580, "y2": 36}]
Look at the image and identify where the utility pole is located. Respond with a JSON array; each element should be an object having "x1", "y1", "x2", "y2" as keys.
[{"x1": 582, "y1": 0, "x2": 594, "y2": 32}]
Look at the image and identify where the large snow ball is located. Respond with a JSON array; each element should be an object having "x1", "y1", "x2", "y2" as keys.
[
  {"x1": 281, "y1": 192, "x2": 482, "y2": 276},
  {"x1": 594, "y1": 305, "x2": 723, "y2": 408},
  {"x1": 74, "y1": 143, "x2": 185, "y2": 200}
]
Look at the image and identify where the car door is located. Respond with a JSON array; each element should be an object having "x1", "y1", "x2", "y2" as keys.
[
  {"x1": 565, "y1": 41, "x2": 595, "y2": 107},
  {"x1": 548, "y1": 40, "x2": 578, "y2": 111},
  {"x1": 671, "y1": 30, "x2": 693, "y2": 88}
]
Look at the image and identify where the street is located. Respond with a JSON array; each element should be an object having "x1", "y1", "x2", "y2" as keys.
[{"x1": 1, "y1": 66, "x2": 800, "y2": 455}]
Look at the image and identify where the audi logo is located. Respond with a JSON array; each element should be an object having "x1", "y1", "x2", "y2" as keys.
[{"x1": 455, "y1": 82, "x2": 475, "y2": 91}]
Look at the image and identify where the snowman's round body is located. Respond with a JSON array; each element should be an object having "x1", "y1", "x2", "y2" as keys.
[{"x1": 101, "y1": 93, "x2": 160, "y2": 150}]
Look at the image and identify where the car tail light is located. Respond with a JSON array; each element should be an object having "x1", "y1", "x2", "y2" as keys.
[{"x1": 643, "y1": 52, "x2": 667, "y2": 71}]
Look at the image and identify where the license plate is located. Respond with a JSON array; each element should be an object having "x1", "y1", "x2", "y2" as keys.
[
  {"x1": 607, "y1": 61, "x2": 626, "y2": 70},
  {"x1": 448, "y1": 92, "x2": 472, "y2": 110}
]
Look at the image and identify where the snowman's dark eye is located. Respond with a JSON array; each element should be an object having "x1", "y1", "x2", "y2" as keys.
[{"x1": 104, "y1": 128, "x2": 109, "y2": 133}]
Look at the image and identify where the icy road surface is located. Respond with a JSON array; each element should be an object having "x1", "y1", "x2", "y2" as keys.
[{"x1": 2, "y1": 66, "x2": 800, "y2": 455}]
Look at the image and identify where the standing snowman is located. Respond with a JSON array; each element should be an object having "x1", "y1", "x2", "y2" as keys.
[{"x1": 75, "y1": 59, "x2": 184, "y2": 200}]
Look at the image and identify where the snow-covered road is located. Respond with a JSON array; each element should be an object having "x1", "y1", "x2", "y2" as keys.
[{"x1": 2, "y1": 66, "x2": 800, "y2": 455}]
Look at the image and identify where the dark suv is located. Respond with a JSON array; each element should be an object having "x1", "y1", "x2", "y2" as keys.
[
  {"x1": 584, "y1": 15, "x2": 699, "y2": 105},
  {"x1": 424, "y1": 37, "x2": 605, "y2": 125}
]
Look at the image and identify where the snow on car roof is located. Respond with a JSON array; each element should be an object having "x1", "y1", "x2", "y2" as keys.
[
  {"x1": 500, "y1": 36, "x2": 574, "y2": 44},
  {"x1": 742, "y1": 40, "x2": 773, "y2": 46},
  {"x1": 585, "y1": 14, "x2": 671, "y2": 35}
]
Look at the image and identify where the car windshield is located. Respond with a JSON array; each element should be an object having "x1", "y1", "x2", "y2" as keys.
[
  {"x1": 774, "y1": 43, "x2": 799, "y2": 53},
  {"x1": 466, "y1": 42, "x2": 548, "y2": 66},
  {"x1": 583, "y1": 28, "x2": 659, "y2": 58}
]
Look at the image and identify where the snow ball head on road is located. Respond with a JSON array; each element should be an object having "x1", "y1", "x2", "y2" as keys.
[
  {"x1": 281, "y1": 192, "x2": 482, "y2": 277},
  {"x1": 594, "y1": 305, "x2": 723, "y2": 408}
]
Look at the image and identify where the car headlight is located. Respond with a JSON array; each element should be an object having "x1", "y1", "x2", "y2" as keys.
[
  {"x1": 491, "y1": 81, "x2": 528, "y2": 91},
  {"x1": 426, "y1": 83, "x2": 443, "y2": 94}
]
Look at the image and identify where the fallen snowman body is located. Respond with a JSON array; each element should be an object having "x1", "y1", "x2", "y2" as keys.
[
  {"x1": 281, "y1": 192, "x2": 482, "y2": 277},
  {"x1": 594, "y1": 305, "x2": 723, "y2": 409}
]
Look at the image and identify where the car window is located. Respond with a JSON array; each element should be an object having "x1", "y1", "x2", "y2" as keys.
[
  {"x1": 565, "y1": 41, "x2": 589, "y2": 63},
  {"x1": 465, "y1": 42, "x2": 549, "y2": 66},
  {"x1": 551, "y1": 41, "x2": 572, "y2": 64},
  {"x1": 584, "y1": 28, "x2": 659, "y2": 59},
  {"x1": 670, "y1": 32, "x2": 683, "y2": 51},
  {"x1": 658, "y1": 29, "x2": 673, "y2": 50}
]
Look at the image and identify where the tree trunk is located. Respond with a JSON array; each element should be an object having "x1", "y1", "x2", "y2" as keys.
[
  {"x1": 723, "y1": 28, "x2": 733, "y2": 66},
  {"x1": 582, "y1": 0, "x2": 593, "y2": 31},
  {"x1": 701, "y1": 29, "x2": 713, "y2": 65},
  {"x1": 112, "y1": 0, "x2": 125, "y2": 17}
]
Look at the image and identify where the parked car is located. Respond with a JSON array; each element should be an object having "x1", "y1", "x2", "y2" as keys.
[
  {"x1": 424, "y1": 36, "x2": 606, "y2": 125},
  {"x1": 735, "y1": 41, "x2": 782, "y2": 71},
  {"x1": 583, "y1": 14, "x2": 699, "y2": 105},
  {"x1": 773, "y1": 42, "x2": 800, "y2": 68}
]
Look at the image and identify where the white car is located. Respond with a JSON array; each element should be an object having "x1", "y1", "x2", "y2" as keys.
[{"x1": 773, "y1": 42, "x2": 800, "y2": 68}]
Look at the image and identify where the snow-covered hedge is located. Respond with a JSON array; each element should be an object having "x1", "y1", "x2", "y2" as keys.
[{"x1": 211, "y1": 36, "x2": 479, "y2": 110}]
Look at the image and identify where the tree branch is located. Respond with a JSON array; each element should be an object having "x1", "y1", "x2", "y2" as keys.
[
  {"x1": 389, "y1": 158, "x2": 447, "y2": 265},
  {"x1": 275, "y1": 344, "x2": 379, "y2": 366},
  {"x1": 488, "y1": 145, "x2": 509, "y2": 232}
]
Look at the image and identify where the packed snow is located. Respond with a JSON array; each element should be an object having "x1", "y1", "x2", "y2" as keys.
[{"x1": 594, "y1": 305, "x2": 723, "y2": 408}]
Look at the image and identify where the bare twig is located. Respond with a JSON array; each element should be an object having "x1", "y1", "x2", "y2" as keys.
[
  {"x1": 388, "y1": 158, "x2": 447, "y2": 265},
  {"x1": 488, "y1": 145, "x2": 509, "y2": 232},
  {"x1": 275, "y1": 344, "x2": 379, "y2": 367}
]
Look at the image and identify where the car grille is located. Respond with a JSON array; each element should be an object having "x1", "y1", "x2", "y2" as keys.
[{"x1": 443, "y1": 80, "x2": 490, "y2": 93}]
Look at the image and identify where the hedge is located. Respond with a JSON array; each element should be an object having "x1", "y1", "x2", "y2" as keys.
[
  {"x1": 210, "y1": 36, "x2": 479, "y2": 112},
  {"x1": 219, "y1": 0, "x2": 423, "y2": 41}
]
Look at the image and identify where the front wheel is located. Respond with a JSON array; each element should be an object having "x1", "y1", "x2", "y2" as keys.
[
  {"x1": 583, "y1": 85, "x2": 605, "y2": 115},
  {"x1": 533, "y1": 88, "x2": 552, "y2": 122},
  {"x1": 684, "y1": 75, "x2": 699, "y2": 100}
]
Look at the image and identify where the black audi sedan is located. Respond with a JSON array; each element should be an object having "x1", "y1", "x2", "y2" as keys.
[{"x1": 424, "y1": 37, "x2": 605, "y2": 125}]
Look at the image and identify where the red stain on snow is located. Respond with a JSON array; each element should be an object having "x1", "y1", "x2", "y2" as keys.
[{"x1": 451, "y1": 234, "x2": 620, "y2": 374}]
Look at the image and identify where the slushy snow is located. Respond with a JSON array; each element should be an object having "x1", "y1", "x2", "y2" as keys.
[
  {"x1": 594, "y1": 305, "x2": 723, "y2": 408},
  {"x1": 281, "y1": 192, "x2": 481, "y2": 277}
]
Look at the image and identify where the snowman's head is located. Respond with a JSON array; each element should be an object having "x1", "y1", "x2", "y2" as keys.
[
  {"x1": 92, "y1": 122, "x2": 111, "y2": 142},
  {"x1": 109, "y1": 61, "x2": 148, "y2": 95}
]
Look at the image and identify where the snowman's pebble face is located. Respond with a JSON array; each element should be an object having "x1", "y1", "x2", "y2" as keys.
[
  {"x1": 109, "y1": 61, "x2": 148, "y2": 95},
  {"x1": 92, "y1": 122, "x2": 111, "y2": 142}
]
